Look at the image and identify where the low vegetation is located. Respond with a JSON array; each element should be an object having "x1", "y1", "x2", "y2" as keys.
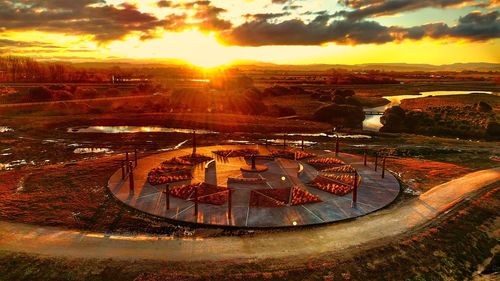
[{"x1": 381, "y1": 93, "x2": 499, "y2": 139}]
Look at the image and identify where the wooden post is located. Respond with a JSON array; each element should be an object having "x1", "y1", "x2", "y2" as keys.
[
  {"x1": 165, "y1": 184, "x2": 170, "y2": 210},
  {"x1": 335, "y1": 135, "x2": 339, "y2": 156},
  {"x1": 121, "y1": 160, "x2": 125, "y2": 179},
  {"x1": 265, "y1": 138, "x2": 268, "y2": 147},
  {"x1": 301, "y1": 139, "x2": 304, "y2": 150},
  {"x1": 364, "y1": 149, "x2": 367, "y2": 166},
  {"x1": 125, "y1": 151, "x2": 129, "y2": 173},
  {"x1": 192, "y1": 130, "x2": 197, "y2": 157},
  {"x1": 227, "y1": 189, "x2": 232, "y2": 222},
  {"x1": 352, "y1": 172, "x2": 358, "y2": 206},
  {"x1": 128, "y1": 162, "x2": 134, "y2": 192},
  {"x1": 382, "y1": 157, "x2": 386, "y2": 178},
  {"x1": 194, "y1": 184, "x2": 198, "y2": 217},
  {"x1": 375, "y1": 154, "x2": 378, "y2": 171},
  {"x1": 251, "y1": 154, "x2": 256, "y2": 170},
  {"x1": 134, "y1": 148, "x2": 138, "y2": 167}
]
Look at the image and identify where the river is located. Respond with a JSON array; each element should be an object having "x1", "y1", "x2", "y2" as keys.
[{"x1": 362, "y1": 91, "x2": 494, "y2": 131}]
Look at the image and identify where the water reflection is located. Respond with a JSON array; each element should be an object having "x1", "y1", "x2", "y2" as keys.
[
  {"x1": 68, "y1": 126, "x2": 218, "y2": 134},
  {"x1": 68, "y1": 126, "x2": 371, "y2": 139},
  {"x1": 73, "y1": 148, "x2": 113, "y2": 154},
  {"x1": 0, "y1": 126, "x2": 13, "y2": 133}
]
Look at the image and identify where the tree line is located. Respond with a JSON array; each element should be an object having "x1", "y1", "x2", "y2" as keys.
[{"x1": 0, "y1": 56, "x2": 118, "y2": 83}]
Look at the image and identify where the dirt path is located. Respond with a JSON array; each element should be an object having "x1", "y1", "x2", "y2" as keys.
[
  {"x1": 0, "y1": 168, "x2": 498, "y2": 261},
  {"x1": 0, "y1": 94, "x2": 153, "y2": 108}
]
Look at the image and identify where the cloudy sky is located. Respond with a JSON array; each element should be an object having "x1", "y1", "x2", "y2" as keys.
[{"x1": 0, "y1": 0, "x2": 499, "y2": 67}]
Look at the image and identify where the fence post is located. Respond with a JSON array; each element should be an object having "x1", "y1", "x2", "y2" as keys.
[
  {"x1": 165, "y1": 184, "x2": 170, "y2": 210},
  {"x1": 121, "y1": 160, "x2": 125, "y2": 179},
  {"x1": 335, "y1": 135, "x2": 339, "y2": 156},
  {"x1": 194, "y1": 185, "x2": 198, "y2": 217},
  {"x1": 382, "y1": 157, "x2": 386, "y2": 178},
  {"x1": 228, "y1": 189, "x2": 232, "y2": 222},
  {"x1": 364, "y1": 149, "x2": 367, "y2": 166},
  {"x1": 125, "y1": 151, "x2": 129, "y2": 173},
  {"x1": 128, "y1": 162, "x2": 134, "y2": 192},
  {"x1": 192, "y1": 130, "x2": 197, "y2": 157},
  {"x1": 301, "y1": 139, "x2": 304, "y2": 151},
  {"x1": 134, "y1": 148, "x2": 138, "y2": 167},
  {"x1": 352, "y1": 172, "x2": 358, "y2": 207}
]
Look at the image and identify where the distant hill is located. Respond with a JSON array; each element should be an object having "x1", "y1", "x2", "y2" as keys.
[
  {"x1": 43, "y1": 58, "x2": 500, "y2": 72},
  {"x1": 233, "y1": 62, "x2": 500, "y2": 72}
]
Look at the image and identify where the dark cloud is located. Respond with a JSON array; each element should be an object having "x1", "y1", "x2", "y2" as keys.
[
  {"x1": 156, "y1": 0, "x2": 231, "y2": 31},
  {"x1": 284, "y1": 5, "x2": 302, "y2": 10},
  {"x1": 0, "y1": 0, "x2": 497, "y2": 48},
  {"x1": 243, "y1": 13, "x2": 290, "y2": 21},
  {"x1": 157, "y1": 0, "x2": 172, "y2": 8},
  {"x1": 0, "y1": 39, "x2": 62, "y2": 48},
  {"x1": 0, "y1": 0, "x2": 176, "y2": 42},
  {"x1": 221, "y1": 10, "x2": 500, "y2": 46},
  {"x1": 338, "y1": 0, "x2": 479, "y2": 20},
  {"x1": 192, "y1": 2, "x2": 232, "y2": 31},
  {"x1": 402, "y1": 11, "x2": 500, "y2": 41},
  {"x1": 220, "y1": 15, "x2": 394, "y2": 46}
]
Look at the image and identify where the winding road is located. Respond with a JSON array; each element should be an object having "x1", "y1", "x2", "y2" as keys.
[{"x1": 0, "y1": 167, "x2": 498, "y2": 261}]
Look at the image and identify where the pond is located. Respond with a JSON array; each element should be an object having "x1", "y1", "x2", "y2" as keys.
[
  {"x1": 67, "y1": 126, "x2": 372, "y2": 139},
  {"x1": 362, "y1": 91, "x2": 494, "y2": 131},
  {"x1": 68, "y1": 126, "x2": 218, "y2": 134}
]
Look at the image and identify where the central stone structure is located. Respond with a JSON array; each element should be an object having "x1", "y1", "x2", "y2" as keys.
[{"x1": 240, "y1": 154, "x2": 269, "y2": 173}]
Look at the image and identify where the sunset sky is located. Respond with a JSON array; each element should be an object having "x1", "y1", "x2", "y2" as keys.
[{"x1": 0, "y1": 0, "x2": 499, "y2": 67}]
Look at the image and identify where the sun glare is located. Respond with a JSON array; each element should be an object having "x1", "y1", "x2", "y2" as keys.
[{"x1": 107, "y1": 30, "x2": 235, "y2": 68}]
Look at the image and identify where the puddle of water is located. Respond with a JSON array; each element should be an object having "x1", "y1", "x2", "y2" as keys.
[
  {"x1": 68, "y1": 126, "x2": 218, "y2": 134},
  {"x1": 263, "y1": 139, "x2": 318, "y2": 146},
  {"x1": 363, "y1": 90, "x2": 495, "y2": 131},
  {"x1": 277, "y1": 132, "x2": 371, "y2": 139},
  {"x1": 67, "y1": 126, "x2": 371, "y2": 139},
  {"x1": 0, "y1": 159, "x2": 32, "y2": 170},
  {"x1": 73, "y1": 148, "x2": 113, "y2": 154},
  {"x1": 0, "y1": 126, "x2": 13, "y2": 133}
]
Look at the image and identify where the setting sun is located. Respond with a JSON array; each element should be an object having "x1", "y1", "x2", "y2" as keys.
[{"x1": 107, "y1": 30, "x2": 235, "y2": 68}]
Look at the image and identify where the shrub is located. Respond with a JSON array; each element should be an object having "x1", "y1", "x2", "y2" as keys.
[
  {"x1": 319, "y1": 94, "x2": 332, "y2": 102},
  {"x1": 25, "y1": 87, "x2": 52, "y2": 102},
  {"x1": 332, "y1": 89, "x2": 355, "y2": 97},
  {"x1": 263, "y1": 85, "x2": 288, "y2": 96},
  {"x1": 476, "y1": 101, "x2": 493, "y2": 112},
  {"x1": 332, "y1": 95, "x2": 346, "y2": 104},
  {"x1": 74, "y1": 88, "x2": 98, "y2": 99},
  {"x1": 310, "y1": 92, "x2": 322, "y2": 100},
  {"x1": 345, "y1": 96, "x2": 363, "y2": 107},
  {"x1": 380, "y1": 106, "x2": 406, "y2": 132},
  {"x1": 486, "y1": 122, "x2": 500, "y2": 137},
  {"x1": 312, "y1": 104, "x2": 365, "y2": 128},
  {"x1": 268, "y1": 105, "x2": 296, "y2": 117},
  {"x1": 50, "y1": 90, "x2": 73, "y2": 100}
]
